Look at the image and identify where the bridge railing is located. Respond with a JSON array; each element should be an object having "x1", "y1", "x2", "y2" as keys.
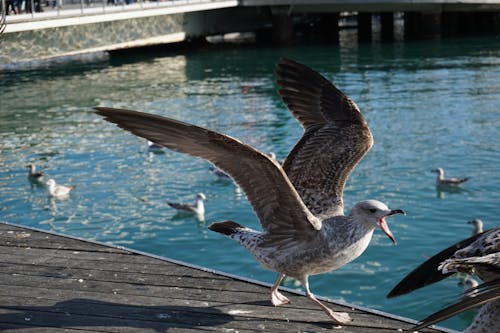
[{"x1": 2, "y1": 0, "x2": 229, "y2": 22}]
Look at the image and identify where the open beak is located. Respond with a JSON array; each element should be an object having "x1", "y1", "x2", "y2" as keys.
[{"x1": 378, "y1": 209, "x2": 405, "y2": 245}]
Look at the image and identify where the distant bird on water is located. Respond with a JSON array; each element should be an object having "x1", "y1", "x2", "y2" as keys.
[
  {"x1": 95, "y1": 58, "x2": 405, "y2": 325},
  {"x1": 147, "y1": 140, "x2": 163, "y2": 152},
  {"x1": 387, "y1": 227, "x2": 500, "y2": 333},
  {"x1": 468, "y1": 219, "x2": 484, "y2": 236},
  {"x1": 167, "y1": 193, "x2": 206, "y2": 217},
  {"x1": 209, "y1": 166, "x2": 231, "y2": 180},
  {"x1": 46, "y1": 179, "x2": 75, "y2": 198},
  {"x1": 27, "y1": 164, "x2": 44, "y2": 182},
  {"x1": 433, "y1": 167, "x2": 469, "y2": 187}
]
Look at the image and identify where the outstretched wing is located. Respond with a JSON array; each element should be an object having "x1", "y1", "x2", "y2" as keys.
[
  {"x1": 95, "y1": 107, "x2": 321, "y2": 240},
  {"x1": 277, "y1": 58, "x2": 373, "y2": 217},
  {"x1": 412, "y1": 279, "x2": 500, "y2": 331},
  {"x1": 387, "y1": 227, "x2": 500, "y2": 298}
]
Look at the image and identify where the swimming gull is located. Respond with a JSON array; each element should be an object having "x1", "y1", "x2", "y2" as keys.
[
  {"x1": 46, "y1": 178, "x2": 75, "y2": 198},
  {"x1": 167, "y1": 193, "x2": 206, "y2": 217},
  {"x1": 27, "y1": 164, "x2": 44, "y2": 182},
  {"x1": 433, "y1": 167, "x2": 469, "y2": 187},
  {"x1": 387, "y1": 227, "x2": 500, "y2": 332},
  {"x1": 95, "y1": 58, "x2": 405, "y2": 325},
  {"x1": 147, "y1": 140, "x2": 163, "y2": 152},
  {"x1": 209, "y1": 166, "x2": 231, "y2": 180},
  {"x1": 468, "y1": 219, "x2": 484, "y2": 236}
]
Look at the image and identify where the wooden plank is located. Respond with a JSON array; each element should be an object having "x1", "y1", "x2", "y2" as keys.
[
  {"x1": 0, "y1": 228, "x2": 129, "y2": 254},
  {"x1": 0, "y1": 222, "x2": 452, "y2": 333}
]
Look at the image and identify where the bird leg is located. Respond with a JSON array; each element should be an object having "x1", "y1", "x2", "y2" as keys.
[
  {"x1": 270, "y1": 273, "x2": 290, "y2": 306},
  {"x1": 302, "y1": 278, "x2": 352, "y2": 325}
]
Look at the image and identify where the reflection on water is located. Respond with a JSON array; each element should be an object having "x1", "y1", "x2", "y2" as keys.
[{"x1": 1, "y1": 37, "x2": 500, "y2": 331}]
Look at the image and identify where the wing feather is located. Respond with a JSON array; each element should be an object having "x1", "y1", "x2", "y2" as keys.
[
  {"x1": 95, "y1": 107, "x2": 321, "y2": 238},
  {"x1": 412, "y1": 279, "x2": 500, "y2": 331},
  {"x1": 277, "y1": 58, "x2": 373, "y2": 216}
]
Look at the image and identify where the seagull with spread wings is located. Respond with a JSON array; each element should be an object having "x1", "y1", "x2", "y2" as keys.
[{"x1": 95, "y1": 58, "x2": 404, "y2": 325}]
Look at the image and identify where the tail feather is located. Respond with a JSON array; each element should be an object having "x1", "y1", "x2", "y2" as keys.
[{"x1": 208, "y1": 220, "x2": 244, "y2": 236}]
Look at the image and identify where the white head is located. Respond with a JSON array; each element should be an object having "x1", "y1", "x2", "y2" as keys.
[
  {"x1": 467, "y1": 219, "x2": 483, "y2": 234},
  {"x1": 196, "y1": 193, "x2": 206, "y2": 201},
  {"x1": 28, "y1": 164, "x2": 36, "y2": 172},
  {"x1": 46, "y1": 179, "x2": 56, "y2": 187},
  {"x1": 464, "y1": 277, "x2": 479, "y2": 289},
  {"x1": 433, "y1": 168, "x2": 444, "y2": 177},
  {"x1": 350, "y1": 200, "x2": 405, "y2": 244}
]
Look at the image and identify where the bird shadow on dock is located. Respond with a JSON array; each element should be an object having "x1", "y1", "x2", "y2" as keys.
[{"x1": 0, "y1": 298, "x2": 233, "y2": 332}]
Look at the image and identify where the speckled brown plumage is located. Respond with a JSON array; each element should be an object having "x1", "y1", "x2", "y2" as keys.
[
  {"x1": 277, "y1": 58, "x2": 373, "y2": 217},
  {"x1": 95, "y1": 58, "x2": 404, "y2": 325}
]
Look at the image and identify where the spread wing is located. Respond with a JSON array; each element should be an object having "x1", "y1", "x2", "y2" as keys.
[
  {"x1": 95, "y1": 107, "x2": 321, "y2": 240},
  {"x1": 387, "y1": 227, "x2": 500, "y2": 298},
  {"x1": 277, "y1": 58, "x2": 373, "y2": 217},
  {"x1": 412, "y1": 279, "x2": 500, "y2": 331}
]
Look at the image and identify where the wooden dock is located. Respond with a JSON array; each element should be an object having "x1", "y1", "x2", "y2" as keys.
[{"x1": 0, "y1": 222, "x2": 454, "y2": 333}]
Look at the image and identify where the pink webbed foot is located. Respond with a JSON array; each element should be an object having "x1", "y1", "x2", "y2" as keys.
[
  {"x1": 271, "y1": 289, "x2": 290, "y2": 306},
  {"x1": 323, "y1": 308, "x2": 352, "y2": 325}
]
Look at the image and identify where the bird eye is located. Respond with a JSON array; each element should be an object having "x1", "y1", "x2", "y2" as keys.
[{"x1": 369, "y1": 208, "x2": 377, "y2": 213}]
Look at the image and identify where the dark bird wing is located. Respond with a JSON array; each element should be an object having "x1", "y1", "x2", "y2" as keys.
[
  {"x1": 387, "y1": 230, "x2": 497, "y2": 298},
  {"x1": 276, "y1": 58, "x2": 373, "y2": 217},
  {"x1": 95, "y1": 107, "x2": 321, "y2": 241},
  {"x1": 167, "y1": 202, "x2": 196, "y2": 212},
  {"x1": 412, "y1": 279, "x2": 500, "y2": 331}
]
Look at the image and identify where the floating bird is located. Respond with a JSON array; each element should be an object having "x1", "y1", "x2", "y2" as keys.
[
  {"x1": 95, "y1": 58, "x2": 405, "y2": 325},
  {"x1": 147, "y1": 140, "x2": 164, "y2": 153},
  {"x1": 209, "y1": 166, "x2": 231, "y2": 180},
  {"x1": 387, "y1": 227, "x2": 500, "y2": 332},
  {"x1": 167, "y1": 193, "x2": 206, "y2": 217},
  {"x1": 27, "y1": 164, "x2": 44, "y2": 182},
  {"x1": 468, "y1": 219, "x2": 484, "y2": 236},
  {"x1": 46, "y1": 179, "x2": 75, "y2": 198},
  {"x1": 433, "y1": 168, "x2": 469, "y2": 187}
]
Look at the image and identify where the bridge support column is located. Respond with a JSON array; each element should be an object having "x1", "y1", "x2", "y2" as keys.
[
  {"x1": 441, "y1": 12, "x2": 459, "y2": 36},
  {"x1": 317, "y1": 12, "x2": 340, "y2": 43},
  {"x1": 271, "y1": 6, "x2": 293, "y2": 45},
  {"x1": 380, "y1": 12, "x2": 394, "y2": 41},
  {"x1": 357, "y1": 12, "x2": 372, "y2": 42},
  {"x1": 476, "y1": 11, "x2": 500, "y2": 34},
  {"x1": 404, "y1": 11, "x2": 441, "y2": 39}
]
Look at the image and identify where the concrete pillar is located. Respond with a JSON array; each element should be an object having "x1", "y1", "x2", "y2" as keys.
[
  {"x1": 421, "y1": 12, "x2": 441, "y2": 38},
  {"x1": 317, "y1": 12, "x2": 340, "y2": 43},
  {"x1": 358, "y1": 12, "x2": 372, "y2": 41},
  {"x1": 404, "y1": 11, "x2": 441, "y2": 39},
  {"x1": 441, "y1": 12, "x2": 459, "y2": 37},
  {"x1": 476, "y1": 12, "x2": 500, "y2": 34},
  {"x1": 404, "y1": 12, "x2": 419, "y2": 39},
  {"x1": 380, "y1": 12, "x2": 394, "y2": 41},
  {"x1": 457, "y1": 12, "x2": 476, "y2": 35},
  {"x1": 271, "y1": 6, "x2": 294, "y2": 45},
  {"x1": 493, "y1": 12, "x2": 500, "y2": 34}
]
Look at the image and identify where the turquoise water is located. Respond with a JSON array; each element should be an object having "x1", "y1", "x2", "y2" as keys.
[{"x1": 1, "y1": 36, "x2": 500, "y2": 331}]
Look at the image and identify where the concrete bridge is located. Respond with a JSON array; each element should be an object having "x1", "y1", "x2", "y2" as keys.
[{"x1": 2, "y1": 0, "x2": 500, "y2": 68}]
